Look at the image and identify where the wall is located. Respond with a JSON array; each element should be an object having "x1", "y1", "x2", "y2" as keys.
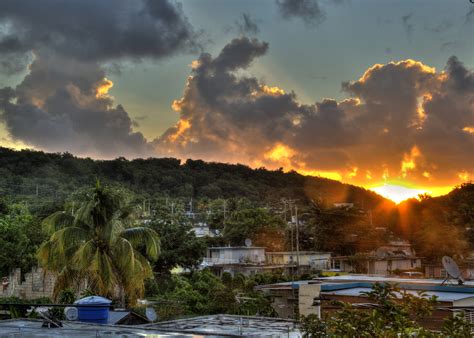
[
  {"x1": 298, "y1": 283, "x2": 321, "y2": 317},
  {"x1": 0, "y1": 268, "x2": 55, "y2": 300}
]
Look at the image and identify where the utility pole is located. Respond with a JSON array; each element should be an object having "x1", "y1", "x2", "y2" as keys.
[
  {"x1": 223, "y1": 200, "x2": 227, "y2": 223},
  {"x1": 295, "y1": 205, "x2": 300, "y2": 269}
]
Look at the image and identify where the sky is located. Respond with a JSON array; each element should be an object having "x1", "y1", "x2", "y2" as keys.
[{"x1": 0, "y1": 0, "x2": 473, "y2": 203}]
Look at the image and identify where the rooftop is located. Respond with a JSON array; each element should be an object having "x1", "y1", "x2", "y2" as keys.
[
  {"x1": 146, "y1": 314, "x2": 300, "y2": 337},
  {"x1": 256, "y1": 275, "x2": 474, "y2": 295},
  {"x1": 0, "y1": 316, "x2": 302, "y2": 337}
]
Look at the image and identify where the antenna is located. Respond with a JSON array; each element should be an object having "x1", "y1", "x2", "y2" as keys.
[
  {"x1": 64, "y1": 307, "x2": 78, "y2": 321},
  {"x1": 441, "y1": 256, "x2": 464, "y2": 285},
  {"x1": 145, "y1": 307, "x2": 157, "y2": 322},
  {"x1": 244, "y1": 238, "x2": 252, "y2": 247}
]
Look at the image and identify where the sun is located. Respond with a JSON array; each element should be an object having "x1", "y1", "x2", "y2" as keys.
[{"x1": 370, "y1": 184, "x2": 428, "y2": 204}]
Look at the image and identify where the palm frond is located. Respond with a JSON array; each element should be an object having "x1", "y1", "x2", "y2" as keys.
[
  {"x1": 120, "y1": 227, "x2": 160, "y2": 260},
  {"x1": 42, "y1": 211, "x2": 75, "y2": 234}
]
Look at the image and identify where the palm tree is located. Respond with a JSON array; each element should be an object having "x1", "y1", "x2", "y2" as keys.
[{"x1": 37, "y1": 182, "x2": 160, "y2": 306}]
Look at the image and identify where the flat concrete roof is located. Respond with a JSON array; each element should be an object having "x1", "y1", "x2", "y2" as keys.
[
  {"x1": 0, "y1": 316, "x2": 301, "y2": 337},
  {"x1": 316, "y1": 275, "x2": 474, "y2": 286},
  {"x1": 0, "y1": 319, "x2": 186, "y2": 337},
  {"x1": 256, "y1": 275, "x2": 474, "y2": 295}
]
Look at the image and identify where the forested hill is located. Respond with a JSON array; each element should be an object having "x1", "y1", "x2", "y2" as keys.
[{"x1": 0, "y1": 147, "x2": 391, "y2": 211}]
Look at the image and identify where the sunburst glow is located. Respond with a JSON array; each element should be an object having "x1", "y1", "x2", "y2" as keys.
[{"x1": 370, "y1": 184, "x2": 427, "y2": 203}]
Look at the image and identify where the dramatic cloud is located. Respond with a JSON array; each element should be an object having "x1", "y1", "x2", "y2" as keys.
[
  {"x1": 0, "y1": 0, "x2": 199, "y2": 158},
  {"x1": 0, "y1": 0, "x2": 198, "y2": 65},
  {"x1": 156, "y1": 37, "x2": 474, "y2": 189},
  {"x1": 236, "y1": 13, "x2": 260, "y2": 35},
  {"x1": 276, "y1": 0, "x2": 326, "y2": 26}
]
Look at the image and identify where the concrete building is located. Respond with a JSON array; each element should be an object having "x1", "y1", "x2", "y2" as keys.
[
  {"x1": 202, "y1": 246, "x2": 273, "y2": 276},
  {"x1": 257, "y1": 275, "x2": 474, "y2": 330},
  {"x1": 266, "y1": 251, "x2": 331, "y2": 270},
  {"x1": 203, "y1": 247, "x2": 332, "y2": 276},
  {"x1": 331, "y1": 240, "x2": 422, "y2": 275}
]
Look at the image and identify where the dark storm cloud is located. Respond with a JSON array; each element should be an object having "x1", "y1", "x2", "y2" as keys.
[
  {"x1": 0, "y1": 0, "x2": 199, "y2": 64},
  {"x1": 276, "y1": 0, "x2": 326, "y2": 26},
  {"x1": 0, "y1": 55, "x2": 153, "y2": 158},
  {"x1": 0, "y1": 0, "x2": 199, "y2": 158},
  {"x1": 236, "y1": 13, "x2": 260, "y2": 35},
  {"x1": 158, "y1": 37, "x2": 474, "y2": 186}
]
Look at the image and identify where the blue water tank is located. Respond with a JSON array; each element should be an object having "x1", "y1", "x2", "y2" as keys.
[{"x1": 74, "y1": 296, "x2": 112, "y2": 324}]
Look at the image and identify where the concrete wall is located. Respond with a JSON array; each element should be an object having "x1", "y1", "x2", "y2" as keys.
[
  {"x1": 1, "y1": 268, "x2": 55, "y2": 300},
  {"x1": 298, "y1": 283, "x2": 321, "y2": 317}
]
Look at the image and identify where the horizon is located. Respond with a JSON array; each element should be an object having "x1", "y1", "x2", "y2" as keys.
[
  {"x1": 0, "y1": 144, "x2": 468, "y2": 204},
  {"x1": 0, "y1": 0, "x2": 472, "y2": 204}
]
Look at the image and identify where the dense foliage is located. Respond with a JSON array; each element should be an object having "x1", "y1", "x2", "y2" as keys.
[
  {"x1": 0, "y1": 201, "x2": 45, "y2": 276},
  {"x1": 0, "y1": 147, "x2": 391, "y2": 212},
  {"x1": 146, "y1": 270, "x2": 291, "y2": 320}
]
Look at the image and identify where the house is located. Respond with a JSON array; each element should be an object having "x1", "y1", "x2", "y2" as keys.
[
  {"x1": 266, "y1": 251, "x2": 331, "y2": 270},
  {"x1": 256, "y1": 275, "x2": 474, "y2": 330},
  {"x1": 331, "y1": 240, "x2": 422, "y2": 275},
  {"x1": 202, "y1": 246, "x2": 275, "y2": 276},
  {"x1": 333, "y1": 203, "x2": 354, "y2": 209},
  {"x1": 203, "y1": 247, "x2": 332, "y2": 276}
]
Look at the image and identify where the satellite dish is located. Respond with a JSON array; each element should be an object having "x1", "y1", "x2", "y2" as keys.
[
  {"x1": 442, "y1": 256, "x2": 464, "y2": 285},
  {"x1": 64, "y1": 307, "x2": 78, "y2": 321},
  {"x1": 145, "y1": 307, "x2": 157, "y2": 322},
  {"x1": 244, "y1": 238, "x2": 252, "y2": 247}
]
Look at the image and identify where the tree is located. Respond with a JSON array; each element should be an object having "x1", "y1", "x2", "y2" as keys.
[
  {"x1": 223, "y1": 207, "x2": 285, "y2": 247},
  {"x1": 149, "y1": 201, "x2": 206, "y2": 277},
  {"x1": 37, "y1": 182, "x2": 160, "y2": 305},
  {"x1": 0, "y1": 203, "x2": 45, "y2": 276}
]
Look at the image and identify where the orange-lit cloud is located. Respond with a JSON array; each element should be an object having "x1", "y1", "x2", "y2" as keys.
[
  {"x1": 95, "y1": 78, "x2": 113, "y2": 98},
  {"x1": 153, "y1": 37, "x2": 473, "y2": 201},
  {"x1": 401, "y1": 146, "x2": 421, "y2": 177}
]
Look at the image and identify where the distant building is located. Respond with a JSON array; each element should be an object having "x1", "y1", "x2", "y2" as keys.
[
  {"x1": 266, "y1": 251, "x2": 331, "y2": 270},
  {"x1": 333, "y1": 203, "x2": 354, "y2": 209},
  {"x1": 203, "y1": 247, "x2": 332, "y2": 276},
  {"x1": 202, "y1": 246, "x2": 271, "y2": 276},
  {"x1": 192, "y1": 223, "x2": 211, "y2": 237},
  {"x1": 331, "y1": 240, "x2": 422, "y2": 275}
]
